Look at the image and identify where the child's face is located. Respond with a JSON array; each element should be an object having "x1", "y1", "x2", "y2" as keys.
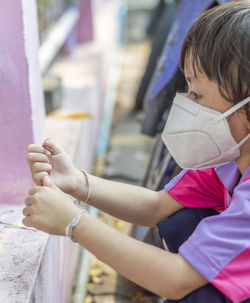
[{"x1": 184, "y1": 61, "x2": 250, "y2": 155}]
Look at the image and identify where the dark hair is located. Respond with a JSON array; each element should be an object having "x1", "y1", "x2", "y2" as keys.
[{"x1": 180, "y1": 1, "x2": 250, "y2": 121}]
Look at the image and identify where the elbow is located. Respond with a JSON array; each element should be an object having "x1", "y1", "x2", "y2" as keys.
[
  {"x1": 168, "y1": 291, "x2": 188, "y2": 301},
  {"x1": 160, "y1": 286, "x2": 190, "y2": 301},
  {"x1": 157, "y1": 253, "x2": 207, "y2": 300},
  {"x1": 158, "y1": 271, "x2": 196, "y2": 300}
]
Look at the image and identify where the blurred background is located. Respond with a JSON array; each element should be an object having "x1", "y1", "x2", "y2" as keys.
[
  {"x1": 36, "y1": 1, "x2": 230, "y2": 302},
  {"x1": 0, "y1": 1, "x2": 231, "y2": 302}
]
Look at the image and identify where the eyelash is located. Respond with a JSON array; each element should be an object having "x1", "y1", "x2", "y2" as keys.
[{"x1": 189, "y1": 91, "x2": 201, "y2": 100}]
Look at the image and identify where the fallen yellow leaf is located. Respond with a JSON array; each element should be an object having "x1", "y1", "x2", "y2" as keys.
[
  {"x1": 48, "y1": 110, "x2": 93, "y2": 119},
  {"x1": 85, "y1": 294, "x2": 93, "y2": 303}
]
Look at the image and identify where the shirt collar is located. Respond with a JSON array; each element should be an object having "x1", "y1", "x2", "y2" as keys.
[
  {"x1": 240, "y1": 165, "x2": 250, "y2": 182},
  {"x1": 215, "y1": 162, "x2": 241, "y2": 194}
]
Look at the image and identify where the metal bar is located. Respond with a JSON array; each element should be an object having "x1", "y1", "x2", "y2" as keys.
[{"x1": 39, "y1": 6, "x2": 79, "y2": 74}]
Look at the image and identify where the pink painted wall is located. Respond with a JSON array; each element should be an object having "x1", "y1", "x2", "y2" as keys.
[
  {"x1": 0, "y1": 0, "x2": 45, "y2": 205},
  {"x1": 0, "y1": 2, "x2": 79, "y2": 303}
]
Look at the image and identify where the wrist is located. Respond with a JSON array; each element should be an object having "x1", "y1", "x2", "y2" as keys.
[
  {"x1": 71, "y1": 212, "x2": 88, "y2": 242},
  {"x1": 65, "y1": 209, "x2": 87, "y2": 241},
  {"x1": 73, "y1": 169, "x2": 91, "y2": 202},
  {"x1": 60, "y1": 203, "x2": 79, "y2": 236}
]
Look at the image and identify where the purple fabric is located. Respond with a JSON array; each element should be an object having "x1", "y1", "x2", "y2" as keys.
[
  {"x1": 165, "y1": 169, "x2": 189, "y2": 191},
  {"x1": 217, "y1": 0, "x2": 231, "y2": 3},
  {"x1": 148, "y1": 0, "x2": 232, "y2": 100},
  {"x1": 148, "y1": 0, "x2": 215, "y2": 100},
  {"x1": 215, "y1": 162, "x2": 241, "y2": 196},
  {"x1": 178, "y1": 165, "x2": 250, "y2": 302}
]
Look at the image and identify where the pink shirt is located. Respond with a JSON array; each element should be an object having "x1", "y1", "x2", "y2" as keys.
[{"x1": 165, "y1": 162, "x2": 250, "y2": 303}]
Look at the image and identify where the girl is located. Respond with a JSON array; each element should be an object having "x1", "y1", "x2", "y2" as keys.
[{"x1": 23, "y1": 2, "x2": 250, "y2": 302}]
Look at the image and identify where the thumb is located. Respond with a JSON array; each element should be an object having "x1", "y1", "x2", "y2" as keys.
[
  {"x1": 43, "y1": 175, "x2": 53, "y2": 187},
  {"x1": 42, "y1": 138, "x2": 63, "y2": 156}
]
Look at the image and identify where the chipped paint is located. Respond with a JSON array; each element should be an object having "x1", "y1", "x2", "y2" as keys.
[{"x1": 0, "y1": 207, "x2": 49, "y2": 302}]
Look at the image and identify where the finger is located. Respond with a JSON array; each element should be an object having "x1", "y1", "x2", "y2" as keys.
[
  {"x1": 27, "y1": 153, "x2": 49, "y2": 167},
  {"x1": 43, "y1": 147, "x2": 52, "y2": 157},
  {"x1": 28, "y1": 186, "x2": 42, "y2": 196},
  {"x1": 23, "y1": 206, "x2": 32, "y2": 216},
  {"x1": 22, "y1": 216, "x2": 33, "y2": 227},
  {"x1": 28, "y1": 144, "x2": 45, "y2": 154},
  {"x1": 27, "y1": 145, "x2": 50, "y2": 164},
  {"x1": 28, "y1": 153, "x2": 49, "y2": 163},
  {"x1": 43, "y1": 175, "x2": 52, "y2": 187},
  {"x1": 31, "y1": 162, "x2": 52, "y2": 175},
  {"x1": 25, "y1": 194, "x2": 35, "y2": 205},
  {"x1": 33, "y1": 171, "x2": 49, "y2": 186},
  {"x1": 42, "y1": 139, "x2": 63, "y2": 156}
]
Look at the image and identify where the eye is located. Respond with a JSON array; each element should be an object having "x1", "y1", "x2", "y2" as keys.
[{"x1": 188, "y1": 91, "x2": 201, "y2": 101}]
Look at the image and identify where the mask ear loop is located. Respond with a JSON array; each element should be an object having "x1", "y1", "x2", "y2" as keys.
[
  {"x1": 237, "y1": 133, "x2": 250, "y2": 148},
  {"x1": 216, "y1": 96, "x2": 250, "y2": 148},
  {"x1": 216, "y1": 96, "x2": 250, "y2": 121}
]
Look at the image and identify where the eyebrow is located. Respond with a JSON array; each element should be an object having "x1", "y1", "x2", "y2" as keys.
[
  {"x1": 185, "y1": 74, "x2": 196, "y2": 82},
  {"x1": 184, "y1": 67, "x2": 195, "y2": 82},
  {"x1": 185, "y1": 67, "x2": 200, "y2": 81}
]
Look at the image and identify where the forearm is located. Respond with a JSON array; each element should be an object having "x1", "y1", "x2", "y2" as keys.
[
  {"x1": 74, "y1": 173, "x2": 160, "y2": 226},
  {"x1": 73, "y1": 213, "x2": 207, "y2": 299}
]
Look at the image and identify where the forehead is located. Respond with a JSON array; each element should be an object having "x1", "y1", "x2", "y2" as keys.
[
  {"x1": 183, "y1": 56, "x2": 220, "y2": 98},
  {"x1": 183, "y1": 53, "x2": 200, "y2": 79},
  {"x1": 183, "y1": 54, "x2": 211, "y2": 85},
  {"x1": 183, "y1": 63, "x2": 201, "y2": 83}
]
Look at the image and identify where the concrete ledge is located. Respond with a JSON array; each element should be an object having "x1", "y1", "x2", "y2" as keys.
[
  {"x1": 0, "y1": 205, "x2": 81, "y2": 303},
  {"x1": 0, "y1": 108, "x2": 95, "y2": 303},
  {"x1": 0, "y1": 206, "x2": 49, "y2": 302}
]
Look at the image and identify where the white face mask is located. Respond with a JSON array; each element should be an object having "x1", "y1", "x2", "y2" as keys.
[{"x1": 161, "y1": 93, "x2": 250, "y2": 170}]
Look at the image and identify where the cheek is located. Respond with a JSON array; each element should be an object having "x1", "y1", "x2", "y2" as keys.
[
  {"x1": 241, "y1": 140, "x2": 250, "y2": 152},
  {"x1": 227, "y1": 113, "x2": 248, "y2": 143},
  {"x1": 202, "y1": 90, "x2": 218, "y2": 108},
  {"x1": 247, "y1": 113, "x2": 250, "y2": 132}
]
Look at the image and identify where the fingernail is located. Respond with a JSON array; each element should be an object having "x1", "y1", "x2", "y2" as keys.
[
  {"x1": 43, "y1": 145, "x2": 53, "y2": 154},
  {"x1": 43, "y1": 175, "x2": 50, "y2": 186},
  {"x1": 44, "y1": 138, "x2": 51, "y2": 143}
]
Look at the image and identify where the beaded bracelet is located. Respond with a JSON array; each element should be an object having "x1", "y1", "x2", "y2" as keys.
[
  {"x1": 74, "y1": 169, "x2": 91, "y2": 208},
  {"x1": 65, "y1": 209, "x2": 86, "y2": 242}
]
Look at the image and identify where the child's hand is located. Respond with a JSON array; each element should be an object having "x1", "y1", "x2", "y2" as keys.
[
  {"x1": 22, "y1": 176, "x2": 80, "y2": 235},
  {"x1": 27, "y1": 139, "x2": 83, "y2": 198}
]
